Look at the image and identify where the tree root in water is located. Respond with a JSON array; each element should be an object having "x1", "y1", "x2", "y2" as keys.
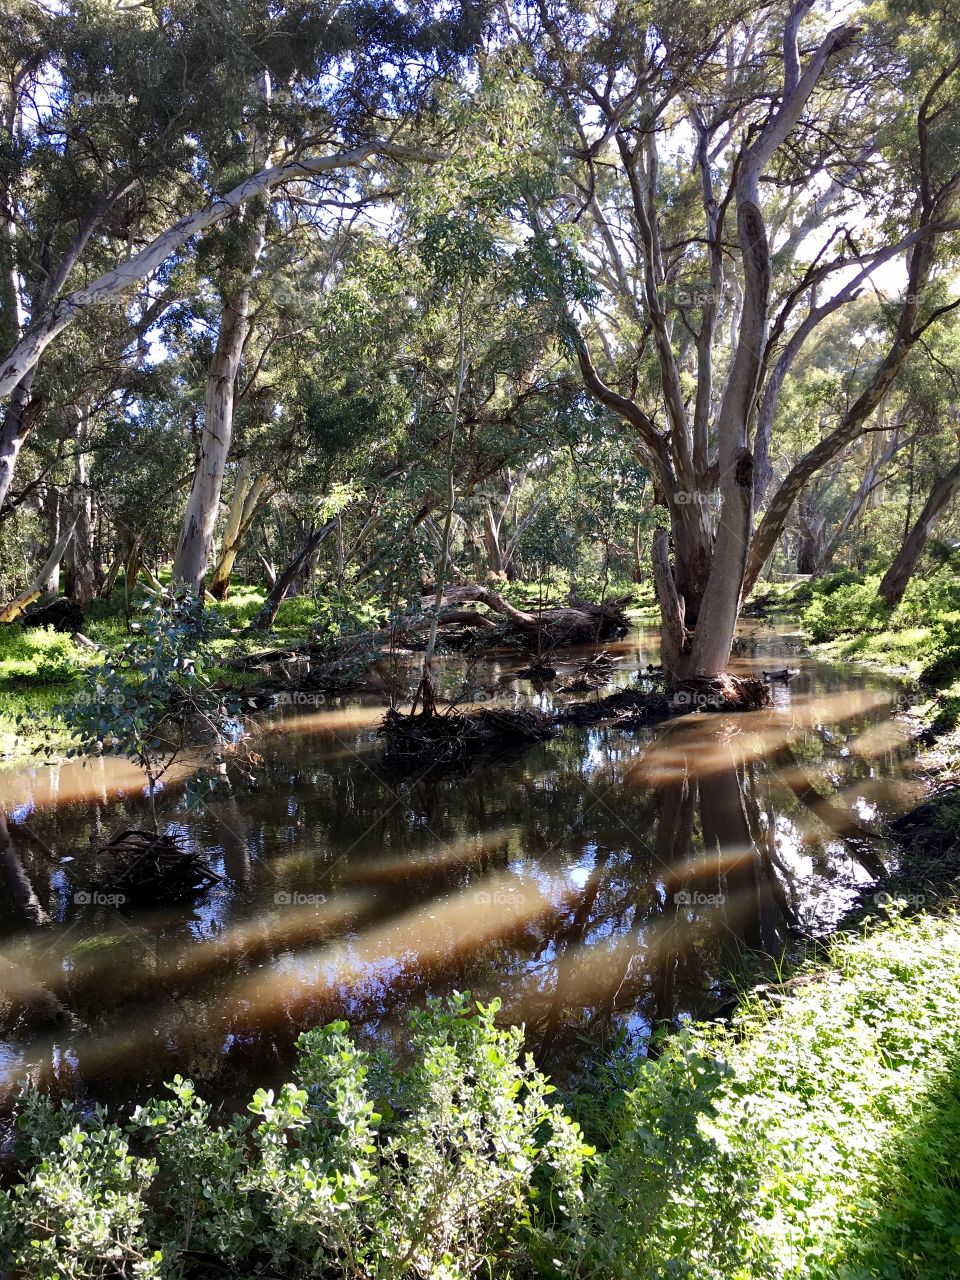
[
  {"x1": 89, "y1": 829, "x2": 222, "y2": 907},
  {"x1": 379, "y1": 706, "x2": 555, "y2": 771}
]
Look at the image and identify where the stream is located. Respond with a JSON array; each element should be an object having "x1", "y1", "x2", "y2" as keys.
[{"x1": 0, "y1": 621, "x2": 926, "y2": 1117}]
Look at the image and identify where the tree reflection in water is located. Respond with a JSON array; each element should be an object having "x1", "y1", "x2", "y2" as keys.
[{"x1": 0, "y1": 638, "x2": 920, "y2": 1109}]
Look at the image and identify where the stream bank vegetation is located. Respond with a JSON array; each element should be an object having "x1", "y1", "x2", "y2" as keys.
[
  {"x1": 2, "y1": 0, "x2": 960, "y2": 1272},
  {"x1": 3, "y1": 908, "x2": 960, "y2": 1279}
]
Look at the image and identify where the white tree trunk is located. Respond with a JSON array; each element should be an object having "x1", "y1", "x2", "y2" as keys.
[
  {"x1": 172, "y1": 294, "x2": 254, "y2": 591},
  {"x1": 63, "y1": 404, "x2": 97, "y2": 605},
  {"x1": 0, "y1": 140, "x2": 439, "y2": 410},
  {"x1": 0, "y1": 517, "x2": 78, "y2": 623},
  {"x1": 208, "y1": 465, "x2": 273, "y2": 599}
]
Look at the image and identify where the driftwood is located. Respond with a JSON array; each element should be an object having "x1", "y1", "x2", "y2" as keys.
[
  {"x1": 560, "y1": 675, "x2": 769, "y2": 725},
  {"x1": 420, "y1": 585, "x2": 630, "y2": 650},
  {"x1": 90, "y1": 828, "x2": 222, "y2": 906},
  {"x1": 379, "y1": 706, "x2": 555, "y2": 770}
]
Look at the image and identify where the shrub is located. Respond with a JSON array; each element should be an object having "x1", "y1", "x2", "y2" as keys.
[
  {"x1": 0, "y1": 996, "x2": 590, "y2": 1279},
  {"x1": 802, "y1": 574, "x2": 885, "y2": 641}
]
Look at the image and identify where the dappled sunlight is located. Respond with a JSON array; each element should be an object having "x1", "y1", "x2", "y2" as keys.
[
  {"x1": 0, "y1": 625, "x2": 924, "y2": 1107},
  {"x1": 0, "y1": 755, "x2": 198, "y2": 814},
  {"x1": 0, "y1": 892, "x2": 374, "y2": 1007},
  {"x1": 268, "y1": 826, "x2": 524, "y2": 886},
  {"x1": 257, "y1": 704, "x2": 387, "y2": 738}
]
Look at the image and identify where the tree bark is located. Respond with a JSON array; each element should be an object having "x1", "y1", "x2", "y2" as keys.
[
  {"x1": 252, "y1": 519, "x2": 336, "y2": 630},
  {"x1": 172, "y1": 202, "x2": 266, "y2": 593},
  {"x1": 795, "y1": 484, "x2": 826, "y2": 574},
  {"x1": 208, "y1": 463, "x2": 273, "y2": 599},
  {"x1": 63, "y1": 404, "x2": 97, "y2": 606},
  {"x1": 651, "y1": 527, "x2": 687, "y2": 679},
  {"x1": 0, "y1": 517, "x2": 78, "y2": 623},
  {"x1": 878, "y1": 457, "x2": 960, "y2": 607}
]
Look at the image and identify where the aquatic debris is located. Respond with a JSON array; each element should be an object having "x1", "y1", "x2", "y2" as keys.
[
  {"x1": 559, "y1": 675, "x2": 769, "y2": 724},
  {"x1": 379, "y1": 706, "x2": 555, "y2": 771},
  {"x1": 517, "y1": 661, "x2": 557, "y2": 681},
  {"x1": 89, "y1": 828, "x2": 222, "y2": 907}
]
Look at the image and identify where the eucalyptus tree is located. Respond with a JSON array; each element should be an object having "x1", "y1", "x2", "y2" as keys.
[
  {"x1": 0, "y1": 0, "x2": 487, "y2": 553},
  {"x1": 516, "y1": 0, "x2": 960, "y2": 680}
]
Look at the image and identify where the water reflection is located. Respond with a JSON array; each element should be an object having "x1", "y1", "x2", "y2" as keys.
[{"x1": 0, "y1": 625, "x2": 921, "y2": 1110}]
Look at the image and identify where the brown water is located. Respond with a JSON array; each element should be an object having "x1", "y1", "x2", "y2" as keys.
[{"x1": 0, "y1": 623, "x2": 925, "y2": 1115}]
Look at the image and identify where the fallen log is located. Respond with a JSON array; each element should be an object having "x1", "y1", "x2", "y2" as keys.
[{"x1": 420, "y1": 585, "x2": 630, "y2": 650}]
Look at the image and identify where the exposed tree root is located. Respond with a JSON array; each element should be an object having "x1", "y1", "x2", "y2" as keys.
[
  {"x1": 379, "y1": 705, "x2": 555, "y2": 771},
  {"x1": 90, "y1": 828, "x2": 222, "y2": 907},
  {"x1": 668, "y1": 674, "x2": 770, "y2": 712}
]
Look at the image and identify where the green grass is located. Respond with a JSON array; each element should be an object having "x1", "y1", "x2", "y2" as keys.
[
  {"x1": 814, "y1": 624, "x2": 939, "y2": 674},
  {"x1": 563, "y1": 908, "x2": 960, "y2": 1279},
  {"x1": 0, "y1": 584, "x2": 325, "y2": 759}
]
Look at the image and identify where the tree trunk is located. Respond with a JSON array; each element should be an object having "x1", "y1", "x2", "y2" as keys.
[
  {"x1": 208, "y1": 463, "x2": 272, "y2": 600},
  {"x1": 36, "y1": 489, "x2": 61, "y2": 596},
  {"x1": 878, "y1": 458, "x2": 960, "y2": 608},
  {"x1": 482, "y1": 502, "x2": 505, "y2": 579},
  {"x1": 63, "y1": 405, "x2": 97, "y2": 606},
  {"x1": 0, "y1": 517, "x2": 78, "y2": 623},
  {"x1": 795, "y1": 485, "x2": 825, "y2": 574},
  {"x1": 651, "y1": 527, "x2": 687, "y2": 679},
  {"x1": 0, "y1": 142, "x2": 440, "y2": 405},
  {"x1": 252, "y1": 519, "x2": 336, "y2": 630},
  {"x1": 172, "y1": 205, "x2": 265, "y2": 593},
  {"x1": 0, "y1": 370, "x2": 40, "y2": 513}
]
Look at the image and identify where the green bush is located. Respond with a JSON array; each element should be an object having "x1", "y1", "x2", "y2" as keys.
[
  {"x1": 556, "y1": 909, "x2": 960, "y2": 1280},
  {"x1": 5, "y1": 915, "x2": 960, "y2": 1279},
  {"x1": 0, "y1": 996, "x2": 589, "y2": 1279},
  {"x1": 802, "y1": 574, "x2": 884, "y2": 641}
]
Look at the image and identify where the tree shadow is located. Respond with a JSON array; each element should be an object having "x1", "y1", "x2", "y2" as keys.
[{"x1": 829, "y1": 1045, "x2": 960, "y2": 1280}]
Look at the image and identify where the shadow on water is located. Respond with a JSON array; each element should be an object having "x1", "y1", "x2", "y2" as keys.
[{"x1": 0, "y1": 623, "x2": 928, "y2": 1114}]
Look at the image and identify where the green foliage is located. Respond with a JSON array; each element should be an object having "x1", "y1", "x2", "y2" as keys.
[
  {"x1": 0, "y1": 996, "x2": 590, "y2": 1279},
  {"x1": 7, "y1": 916, "x2": 960, "y2": 1278},
  {"x1": 30, "y1": 587, "x2": 240, "y2": 808},
  {"x1": 802, "y1": 573, "x2": 887, "y2": 642},
  {"x1": 555, "y1": 910, "x2": 960, "y2": 1280},
  {"x1": 802, "y1": 569, "x2": 960, "y2": 649}
]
